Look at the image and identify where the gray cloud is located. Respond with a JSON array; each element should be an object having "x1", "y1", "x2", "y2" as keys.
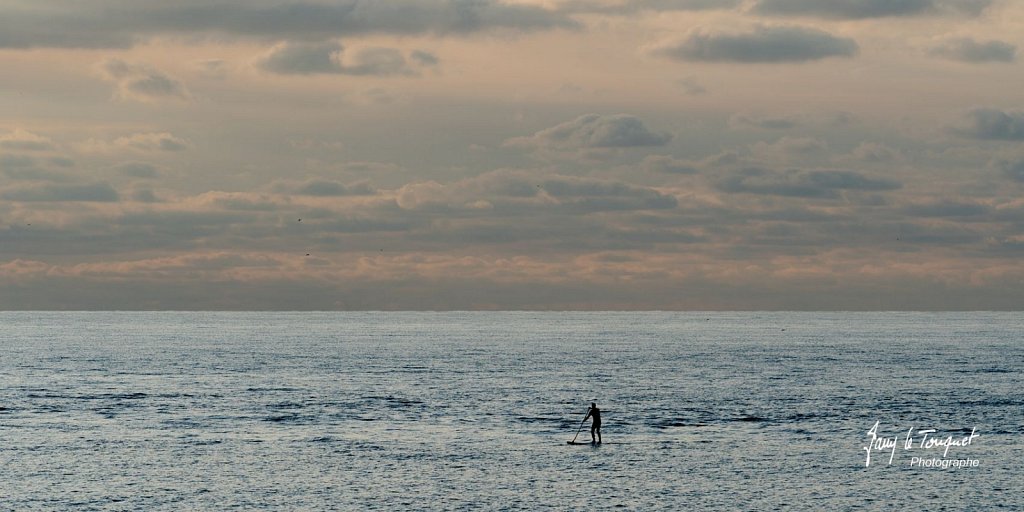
[
  {"x1": 655, "y1": 26, "x2": 858, "y2": 63},
  {"x1": 929, "y1": 38, "x2": 1016, "y2": 63},
  {"x1": 76, "y1": 132, "x2": 191, "y2": 154},
  {"x1": 506, "y1": 114, "x2": 671, "y2": 150},
  {"x1": 0, "y1": 130, "x2": 56, "y2": 151},
  {"x1": 0, "y1": 155, "x2": 73, "y2": 182},
  {"x1": 132, "y1": 189, "x2": 160, "y2": 203},
  {"x1": 336, "y1": 47, "x2": 416, "y2": 76},
  {"x1": 410, "y1": 50, "x2": 440, "y2": 67},
  {"x1": 999, "y1": 160, "x2": 1024, "y2": 182},
  {"x1": 195, "y1": 59, "x2": 228, "y2": 79},
  {"x1": 2, "y1": 168, "x2": 70, "y2": 182},
  {"x1": 750, "y1": 0, "x2": 991, "y2": 19},
  {"x1": 151, "y1": 136, "x2": 188, "y2": 152},
  {"x1": 715, "y1": 168, "x2": 901, "y2": 198},
  {"x1": 50, "y1": 157, "x2": 76, "y2": 168},
  {"x1": 258, "y1": 41, "x2": 346, "y2": 74},
  {"x1": 555, "y1": 0, "x2": 742, "y2": 14},
  {"x1": 0, "y1": 183, "x2": 120, "y2": 202},
  {"x1": 0, "y1": 1, "x2": 576, "y2": 49},
  {"x1": 393, "y1": 171, "x2": 678, "y2": 215},
  {"x1": 118, "y1": 209, "x2": 251, "y2": 230},
  {"x1": 0, "y1": 267, "x2": 1018, "y2": 310},
  {"x1": 258, "y1": 41, "x2": 425, "y2": 76},
  {"x1": 752, "y1": 136, "x2": 826, "y2": 156},
  {"x1": 0, "y1": 154, "x2": 36, "y2": 170},
  {"x1": 675, "y1": 76, "x2": 707, "y2": 96},
  {"x1": 844, "y1": 142, "x2": 900, "y2": 163},
  {"x1": 100, "y1": 59, "x2": 190, "y2": 102},
  {"x1": 641, "y1": 155, "x2": 700, "y2": 175},
  {"x1": 2, "y1": 166, "x2": 1021, "y2": 310},
  {"x1": 282, "y1": 179, "x2": 378, "y2": 196},
  {"x1": 539, "y1": 176, "x2": 678, "y2": 212},
  {"x1": 631, "y1": 0, "x2": 742, "y2": 10},
  {"x1": 123, "y1": 133, "x2": 190, "y2": 152},
  {"x1": 115, "y1": 162, "x2": 161, "y2": 178},
  {"x1": 208, "y1": 194, "x2": 282, "y2": 212},
  {"x1": 956, "y1": 109, "x2": 1024, "y2": 140},
  {"x1": 903, "y1": 200, "x2": 991, "y2": 218},
  {"x1": 730, "y1": 114, "x2": 799, "y2": 129}
]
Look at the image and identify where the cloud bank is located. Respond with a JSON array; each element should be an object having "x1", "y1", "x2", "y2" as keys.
[
  {"x1": 0, "y1": 0, "x2": 576, "y2": 49},
  {"x1": 750, "y1": 0, "x2": 991, "y2": 19},
  {"x1": 257, "y1": 41, "x2": 431, "y2": 76},
  {"x1": 655, "y1": 26, "x2": 858, "y2": 63},
  {"x1": 100, "y1": 59, "x2": 191, "y2": 102},
  {"x1": 715, "y1": 168, "x2": 901, "y2": 198},
  {"x1": 929, "y1": 38, "x2": 1016, "y2": 63},
  {"x1": 507, "y1": 114, "x2": 672, "y2": 150},
  {"x1": 956, "y1": 109, "x2": 1024, "y2": 140}
]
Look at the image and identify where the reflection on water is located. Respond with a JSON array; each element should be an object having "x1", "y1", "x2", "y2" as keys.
[{"x1": 1, "y1": 312, "x2": 1021, "y2": 510}]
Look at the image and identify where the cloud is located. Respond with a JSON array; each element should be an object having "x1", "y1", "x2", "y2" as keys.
[
  {"x1": 843, "y1": 142, "x2": 900, "y2": 163},
  {"x1": 410, "y1": 50, "x2": 440, "y2": 67},
  {"x1": 78, "y1": 132, "x2": 191, "y2": 154},
  {"x1": 392, "y1": 170, "x2": 677, "y2": 214},
  {"x1": 998, "y1": 160, "x2": 1024, "y2": 182},
  {"x1": 903, "y1": 200, "x2": 990, "y2": 218},
  {"x1": 553, "y1": 0, "x2": 742, "y2": 14},
  {"x1": 955, "y1": 109, "x2": 1024, "y2": 140},
  {"x1": 1, "y1": 159, "x2": 1021, "y2": 310},
  {"x1": 5, "y1": 250, "x2": 1024, "y2": 310},
  {"x1": 654, "y1": 26, "x2": 858, "y2": 63},
  {"x1": 506, "y1": 114, "x2": 671, "y2": 150},
  {"x1": 730, "y1": 114, "x2": 798, "y2": 129},
  {"x1": 257, "y1": 41, "x2": 431, "y2": 76},
  {"x1": 630, "y1": 0, "x2": 742, "y2": 10},
  {"x1": 194, "y1": 191, "x2": 283, "y2": 211},
  {"x1": 0, "y1": 154, "x2": 37, "y2": 170},
  {"x1": 341, "y1": 47, "x2": 424, "y2": 76},
  {"x1": 0, "y1": 154, "x2": 74, "y2": 181},
  {"x1": 257, "y1": 41, "x2": 346, "y2": 75},
  {"x1": 715, "y1": 168, "x2": 901, "y2": 198},
  {"x1": 640, "y1": 155, "x2": 699, "y2": 174},
  {"x1": 99, "y1": 59, "x2": 190, "y2": 102},
  {"x1": 538, "y1": 176, "x2": 678, "y2": 211},
  {"x1": 750, "y1": 0, "x2": 991, "y2": 19},
  {"x1": 675, "y1": 76, "x2": 707, "y2": 96},
  {"x1": 929, "y1": 38, "x2": 1016, "y2": 63},
  {"x1": 121, "y1": 132, "x2": 190, "y2": 152},
  {"x1": 0, "y1": 1, "x2": 576, "y2": 49},
  {"x1": 633, "y1": 150, "x2": 742, "y2": 177},
  {"x1": 277, "y1": 179, "x2": 378, "y2": 196},
  {"x1": 132, "y1": 189, "x2": 160, "y2": 203},
  {"x1": 50, "y1": 157, "x2": 76, "y2": 168},
  {"x1": 0, "y1": 182, "x2": 120, "y2": 202},
  {"x1": 195, "y1": 59, "x2": 228, "y2": 79},
  {"x1": 751, "y1": 136, "x2": 827, "y2": 157},
  {"x1": 0, "y1": 129, "x2": 56, "y2": 151},
  {"x1": 115, "y1": 162, "x2": 161, "y2": 178}
]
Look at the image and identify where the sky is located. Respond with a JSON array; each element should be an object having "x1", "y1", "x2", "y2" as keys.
[{"x1": 1, "y1": 0, "x2": 1023, "y2": 310}]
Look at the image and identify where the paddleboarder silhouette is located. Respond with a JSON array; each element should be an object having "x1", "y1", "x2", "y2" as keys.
[{"x1": 584, "y1": 402, "x2": 601, "y2": 444}]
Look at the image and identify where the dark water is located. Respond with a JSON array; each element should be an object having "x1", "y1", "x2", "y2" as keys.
[{"x1": 1, "y1": 312, "x2": 1021, "y2": 510}]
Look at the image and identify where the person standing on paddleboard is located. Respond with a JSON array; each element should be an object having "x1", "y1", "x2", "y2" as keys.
[{"x1": 584, "y1": 402, "x2": 601, "y2": 444}]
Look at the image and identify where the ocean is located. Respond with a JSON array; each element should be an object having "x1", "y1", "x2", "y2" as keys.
[{"x1": 1, "y1": 312, "x2": 1020, "y2": 510}]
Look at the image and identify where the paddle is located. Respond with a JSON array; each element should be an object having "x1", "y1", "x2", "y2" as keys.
[{"x1": 567, "y1": 407, "x2": 590, "y2": 444}]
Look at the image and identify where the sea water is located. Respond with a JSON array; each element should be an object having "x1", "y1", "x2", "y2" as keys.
[{"x1": 0, "y1": 312, "x2": 1021, "y2": 510}]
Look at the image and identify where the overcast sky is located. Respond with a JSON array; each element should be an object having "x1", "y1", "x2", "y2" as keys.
[{"x1": 1, "y1": 0, "x2": 1023, "y2": 309}]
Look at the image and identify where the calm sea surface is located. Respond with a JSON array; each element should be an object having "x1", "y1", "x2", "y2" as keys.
[{"x1": 1, "y1": 312, "x2": 1021, "y2": 510}]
